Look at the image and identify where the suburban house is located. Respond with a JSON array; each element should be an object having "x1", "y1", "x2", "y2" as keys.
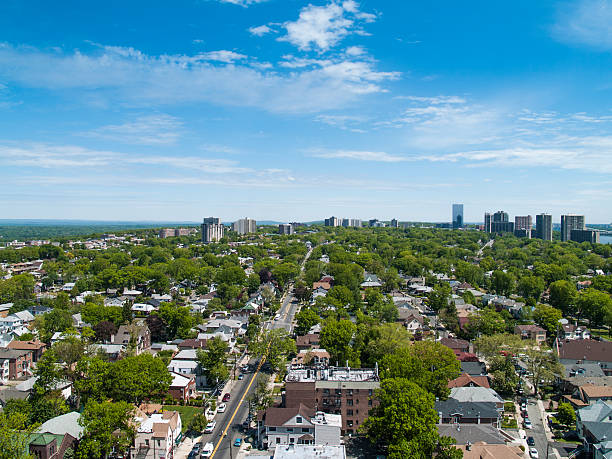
[
  {"x1": 0, "y1": 348, "x2": 32, "y2": 379},
  {"x1": 514, "y1": 324, "x2": 547, "y2": 345},
  {"x1": 561, "y1": 324, "x2": 591, "y2": 341},
  {"x1": 441, "y1": 337, "x2": 470, "y2": 354},
  {"x1": 576, "y1": 400, "x2": 612, "y2": 459},
  {"x1": 460, "y1": 361, "x2": 488, "y2": 377},
  {"x1": 435, "y1": 399, "x2": 502, "y2": 428},
  {"x1": 132, "y1": 410, "x2": 182, "y2": 459},
  {"x1": 296, "y1": 334, "x2": 320, "y2": 352},
  {"x1": 360, "y1": 273, "x2": 382, "y2": 289},
  {"x1": 257, "y1": 404, "x2": 341, "y2": 449},
  {"x1": 437, "y1": 424, "x2": 507, "y2": 446},
  {"x1": 448, "y1": 386, "x2": 504, "y2": 410},
  {"x1": 168, "y1": 371, "x2": 197, "y2": 402},
  {"x1": 558, "y1": 340, "x2": 612, "y2": 375},
  {"x1": 7, "y1": 339, "x2": 46, "y2": 362},
  {"x1": 272, "y1": 445, "x2": 346, "y2": 459},
  {"x1": 457, "y1": 442, "x2": 524, "y2": 459},
  {"x1": 168, "y1": 349, "x2": 206, "y2": 389},
  {"x1": 112, "y1": 321, "x2": 151, "y2": 354},
  {"x1": 291, "y1": 349, "x2": 330, "y2": 368},
  {"x1": 397, "y1": 307, "x2": 424, "y2": 334},
  {"x1": 28, "y1": 412, "x2": 83, "y2": 459},
  {"x1": 448, "y1": 373, "x2": 490, "y2": 389}
]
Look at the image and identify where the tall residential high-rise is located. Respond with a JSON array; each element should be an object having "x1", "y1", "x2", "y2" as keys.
[
  {"x1": 201, "y1": 217, "x2": 224, "y2": 243},
  {"x1": 535, "y1": 214, "x2": 553, "y2": 241},
  {"x1": 325, "y1": 216, "x2": 340, "y2": 227},
  {"x1": 570, "y1": 229, "x2": 600, "y2": 244},
  {"x1": 452, "y1": 204, "x2": 464, "y2": 229},
  {"x1": 279, "y1": 223, "x2": 294, "y2": 235},
  {"x1": 484, "y1": 212, "x2": 492, "y2": 232},
  {"x1": 390, "y1": 218, "x2": 399, "y2": 228},
  {"x1": 561, "y1": 215, "x2": 585, "y2": 242},
  {"x1": 489, "y1": 210, "x2": 514, "y2": 233},
  {"x1": 514, "y1": 215, "x2": 532, "y2": 238},
  {"x1": 341, "y1": 218, "x2": 361, "y2": 228},
  {"x1": 232, "y1": 218, "x2": 257, "y2": 235}
]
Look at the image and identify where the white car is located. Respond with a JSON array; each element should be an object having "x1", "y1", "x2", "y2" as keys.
[
  {"x1": 201, "y1": 442, "x2": 214, "y2": 458},
  {"x1": 524, "y1": 419, "x2": 532, "y2": 429},
  {"x1": 529, "y1": 447, "x2": 539, "y2": 458},
  {"x1": 204, "y1": 420, "x2": 216, "y2": 433},
  {"x1": 274, "y1": 314, "x2": 281, "y2": 320},
  {"x1": 217, "y1": 403, "x2": 227, "y2": 413}
]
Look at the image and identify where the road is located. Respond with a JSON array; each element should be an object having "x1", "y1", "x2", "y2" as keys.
[
  {"x1": 477, "y1": 238, "x2": 494, "y2": 257},
  {"x1": 193, "y1": 244, "x2": 313, "y2": 459},
  {"x1": 526, "y1": 398, "x2": 550, "y2": 459}
]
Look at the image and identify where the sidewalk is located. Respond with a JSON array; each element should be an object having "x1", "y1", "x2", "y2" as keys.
[
  {"x1": 174, "y1": 434, "x2": 202, "y2": 459},
  {"x1": 537, "y1": 399, "x2": 562, "y2": 459}
]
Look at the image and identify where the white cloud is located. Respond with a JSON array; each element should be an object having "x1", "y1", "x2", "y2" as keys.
[
  {"x1": 217, "y1": 0, "x2": 268, "y2": 6},
  {"x1": 345, "y1": 45, "x2": 366, "y2": 57},
  {"x1": 315, "y1": 114, "x2": 368, "y2": 132},
  {"x1": 248, "y1": 25, "x2": 273, "y2": 36},
  {"x1": 552, "y1": 0, "x2": 612, "y2": 50},
  {"x1": 0, "y1": 43, "x2": 397, "y2": 113},
  {"x1": 200, "y1": 50, "x2": 247, "y2": 63},
  {"x1": 280, "y1": 1, "x2": 376, "y2": 52},
  {"x1": 81, "y1": 114, "x2": 183, "y2": 145},
  {"x1": 309, "y1": 149, "x2": 406, "y2": 162}
]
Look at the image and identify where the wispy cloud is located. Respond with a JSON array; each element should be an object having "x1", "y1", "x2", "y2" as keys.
[
  {"x1": 81, "y1": 114, "x2": 183, "y2": 145},
  {"x1": 315, "y1": 114, "x2": 368, "y2": 132},
  {"x1": 217, "y1": 0, "x2": 268, "y2": 7},
  {"x1": 248, "y1": 25, "x2": 273, "y2": 36},
  {"x1": 200, "y1": 50, "x2": 247, "y2": 63},
  {"x1": 309, "y1": 149, "x2": 407, "y2": 162},
  {"x1": 552, "y1": 0, "x2": 612, "y2": 50},
  {"x1": 279, "y1": 1, "x2": 377, "y2": 52},
  {"x1": 0, "y1": 43, "x2": 398, "y2": 113}
]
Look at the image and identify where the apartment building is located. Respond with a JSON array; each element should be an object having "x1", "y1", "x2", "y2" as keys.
[
  {"x1": 201, "y1": 217, "x2": 224, "y2": 243},
  {"x1": 284, "y1": 366, "x2": 380, "y2": 435}
]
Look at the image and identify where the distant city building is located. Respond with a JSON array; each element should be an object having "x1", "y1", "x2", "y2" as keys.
[
  {"x1": 514, "y1": 215, "x2": 532, "y2": 238},
  {"x1": 452, "y1": 204, "x2": 464, "y2": 229},
  {"x1": 390, "y1": 218, "x2": 399, "y2": 228},
  {"x1": 279, "y1": 224, "x2": 294, "y2": 235},
  {"x1": 159, "y1": 228, "x2": 193, "y2": 238},
  {"x1": 201, "y1": 217, "x2": 224, "y2": 243},
  {"x1": 486, "y1": 210, "x2": 514, "y2": 233},
  {"x1": 570, "y1": 229, "x2": 600, "y2": 244},
  {"x1": 341, "y1": 218, "x2": 361, "y2": 228},
  {"x1": 561, "y1": 214, "x2": 585, "y2": 242},
  {"x1": 324, "y1": 217, "x2": 340, "y2": 227},
  {"x1": 484, "y1": 212, "x2": 492, "y2": 232},
  {"x1": 535, "y1": 214, "x2": 553, "y2": 241},
  {"x1": 232, "y1": 218, "x2": 257, "y2": 235},
  {"x1": 368, "y1": 219, "x2": 386, "y2": 228}
]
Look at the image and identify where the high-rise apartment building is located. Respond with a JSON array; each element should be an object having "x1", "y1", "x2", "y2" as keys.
[
  {"x1": 561, "y1": 215, "x2": 585, "y2": 242},
  {"x1": 485, "y1": 210, "x2": 514, "y2": 233},
  {"x1": 390, "y1": 218, "x2": 399, "y2": 228},
  {"x1": 325, "y1": 216, "x2": 340, "y2": 227},
  {"x1": 484, "y1": 212, "x2": 492, "y2": 232},
  {"x1": 514, "y1": 215, "x2": 532, "y2": 238},
  {"x1": 279, "y1": 224, "x2": 294, "y2": 235},
  {"x1": 232, "y1": 218, "x2": 257, "y2": 235},
  {"x1": 452, "y1": 204, "x2": 464, "y2": 229},
  {"x1": 201, "y1": 217, "x2": 224, "y2": 243},
  {"x1": 570, "y1": 229, "x2": 600, "y2": 244},
  {"x1": 341, "y1": 218, "x2": 361, "y2": 228},
  {"x1": 535, "y1": 214, "x2": 553, "y2": 241}
]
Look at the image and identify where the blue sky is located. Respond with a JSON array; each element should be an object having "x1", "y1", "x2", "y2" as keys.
[{"x1": 1, "y1": 0, "x2": 612, "y2": 223}]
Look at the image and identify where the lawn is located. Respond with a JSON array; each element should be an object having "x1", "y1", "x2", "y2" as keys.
[
  {"x1": 163, "y1": 405, "x2": 204, "y2": 433},
  {"x1": 589, "y1": 328, "x2": 611, "y2": 340}
]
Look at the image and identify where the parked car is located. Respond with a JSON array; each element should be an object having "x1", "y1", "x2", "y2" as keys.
[
  {"x1": 527, "y1": 436, "x2": 535, "y2": 446},
  {"x1": 217, "y1": 403, "x2": 227, "y2": 413},
  {"x1": 192, "y1": 443, "x2": 201, "y2": 454},
  {"x1": 223, "y1": 393, "x2": 231, "y2": 402},
  {"x1": 201, "y1": 442, "x2": 214, "y2": 458},
  {"x1": 233, "y1": 438, "x2": 242, "y2": 447},
  {"x1": 238, "y1": 373, "x2": 244, "y2": 380},
  {"x1": 529, "y1": 447, "x2": 539, "y2": 458},
  {"x1": 242, "y1": 420, "x2": 250, "y2": 431},
  {"x1": 524, "y1": 419, "x2": 532, "y2": 429},
  {"x1": 205, "y1": 420, "x2": 216, "y2": 433}
]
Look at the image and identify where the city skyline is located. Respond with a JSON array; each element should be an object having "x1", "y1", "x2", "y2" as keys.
[{"x1": 1, "y1": 1, "x2": 612, "y2": 221}]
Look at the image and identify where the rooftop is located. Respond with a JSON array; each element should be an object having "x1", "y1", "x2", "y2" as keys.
[
  {"x1": 285, "y1": 366, "x2": 379, "y2": 383},
  {"x1": 273, "y1": 444, "x2": 346, "y2": 459}
]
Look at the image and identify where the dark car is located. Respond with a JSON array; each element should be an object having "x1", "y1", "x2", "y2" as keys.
[
  {"x1": 223, "y1": 393, "x2": 231, "y2": 402},
  {"x1": 527, "y1": 436, "x2": 535, "y2": 446},
  {"x1": 238, "y1": 373, "x2": 244, "y2": 380},
  {"x1": 242, "y1": 420, "x2": 250, "y2": 431},
  {"x1": 192, "y1": 443, "x2": 201, "y2": 454}
]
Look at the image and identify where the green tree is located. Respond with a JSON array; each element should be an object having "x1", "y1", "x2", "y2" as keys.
[
  {"x1": 427, "y1": 284, "x2": 451, "y2": 313},
  {"x1": 464, "y1": 308, "x2": 506, "y2": 338},
  {"x1": 248, "y1": 374, "x2": 274, "y2": 412},
  {"x1": 488, "y1": 356, "x2": 519, "y2": 396},
  {"x1": 320, "y1": 318, "x2": 359, "y2": 366},
  {"x1": 197, "y1": 337, "x2": 229, "y2": 387},
  {"x1": 556, "y1": 402, "x2": 576, "y2": 427},
  {"x1": 362, "y1": 378, "x2": 443, "y2": 459},
  {"x1": 295, "y1": 307, "x2": 320, "y2": 336},
  {"x1": 156, "y1": 303, "x2": 194, "y2": 340},
  {"x1": 188, "y1": 413, "x2": 209, "y2": 433},
  {"x1": 106, "y1": 353, "x2": 172, "y2": 404},
  {"x1": 364, "y1": 323, "x2": 412, "y2": 365},
  {"x1": 533, "y1": 304, "x2": 563, "y2": 339},
  {"x1": 249, "y1": 329, "x2": 296, "y2": 372},
  {"x1": 491, "y1": 270, "x2": 515, "y2": 296},
  {"x1": 548, "y1": 280, "x2": 577, "y2": 316},
  {"x1": 0, "y1": 411, "x2": 35, "y2": 459},
  {"x1": 77, "y1": 400, "x2": 135, "y2": 459},
  {"x1": 576, "y1": 288, "x2": 612, "y2": 328},
  {"x1": 380, "y1": 341, "x2": 460, "y2": 399},
  {"x1": 517, "y1": 276, "x2": 545, "y2": 301}
]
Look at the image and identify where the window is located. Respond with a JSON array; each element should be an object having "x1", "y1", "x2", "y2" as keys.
[
  {"x1": 346, "y1": 409, "x2": 353, "y2": 416},
  {"x1": 269, "y1": 427, "x2": 276, "y2": 432},
  {"x1": 296, "y1": 416, "x2": 302, "y2": 424},
  {"x1": 302, "y1": 428, "x2": 310, "y2": 433},
  {"x1": 368, "y1": 399, "x2": 372, "y2": 406},
  {"x1": 290, "y1": 438, "x2": 295, "y2": 443},
  {"x1": 347, "y1": 420, "x2": 353, "y2": 427},
  {"x1": 276, "y1": 438, "x2": 281, "y2": 444},
  {"x1": 356, "y1": 398, "x2": 359, "y2": 404},
  {"x1": 368, "y1": 389, "x2": 373, "y2": 396},
  {"x1": 346, "y1": 399, "x2": 353, "y2": 406},
  {"x1": 286, "y1": 428, "x2": 293, "y2": 433},
  {"x1": 323, "y1": 388, "x2": 330, "y2": 395},
  {"x1": 335, "y1": 389, "x2": 342, "y2": 395},
  {"x1": 347, "y1": 389, "x2": 353, "y2": 395}
]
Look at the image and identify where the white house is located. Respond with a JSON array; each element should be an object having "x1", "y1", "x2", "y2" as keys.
[{"x1": 132, "y1": 410, "x2": 182, "y2": 459}]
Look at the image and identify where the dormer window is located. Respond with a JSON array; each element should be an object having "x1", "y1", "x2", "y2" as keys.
[{"x1": 296, "y1": 416, "x2": 302, "y2": 424}]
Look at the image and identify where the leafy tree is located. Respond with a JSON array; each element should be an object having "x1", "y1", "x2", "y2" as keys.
[
  {"x1": 81, "y1": 302, "x2": 122, "y2": 327},
  {"x1": 271, "y1": 262, "x2": 300, "y2": 289},
  {"x1": 246, "y1": 273, "x2": 261, "y2": 294},
  {"x1": 34, "y1": 309, "x2": 74, "y2": 342},
  {"x1": 320, "y1": 318, "x2": 359, "y2": 367},
  {"x1": 548, "y1": 280, "x2": 577, "y2": 316},
  {"x1": 380, "y1": 341, "x2": 460, "y2": 399},
  {"x1": 0, "y1": 411, "x2": 36, "y2": 459},
  {"x1": 155, "y1": 303, "x2": 194, "y2": 340},
  {"x1": 533, "y1": 304, "x2": 563, "y2": 339},
  {"x1": 249, "y1": 329, "x2": 296, "y2": 372},
  {"x1": 73, "y1": 356, "x2": 111, "y2": 404},
  {"x1": 188, "y1": 413, "x2": 209, "y2": 433},
  {"x1": 362, "y1": 378, "x2": 446, "y2": 459},
  {"x1": 106, "y1": 353, "x2": 172, "y2": 404},
  {"x1": 517, "y1": 276, "x2": 545, "y2": 301},
  {"x1": 488, "y1": 355, "x2": 519, "y2": 396},
  {"x1": 363, "y1": 323, "x2": 411, "y2": 366},
  {"x1": 576, "y1": 288, "x2": 612, "y2": 328},
  {"x1": 295, "y1": 307, "x2": 320, "y2": 336},
  {"x1": 427, "y1": 284, "x2": 451, "y2": 313},
  {"x1": 556, "y1": 402, "x2": 576, "y2": 427},
  {"x1": 93, "y1": 320, "x2": 118, "y2": 343},
  {"x1": 77, "y1": 400, "x2": 135, "y2": 459},
  {"x1": 0, "y1": 274, "x2": 36, "y2": 303},
  {"x1": 464, "y1": 308, "x2": 506, "y2": 338},
  {"x1": 491, "y1": 270, "x2": 515, "y2": 296},
  {"x1": 197, "y1": 337, "x2": 229, "y2": 387},
  {"x1": 248, "y1": 374, "x2": 273, "y2": 412},
  {"x1": 29, "y1": 392, "x2": 69, "y2": 425}
]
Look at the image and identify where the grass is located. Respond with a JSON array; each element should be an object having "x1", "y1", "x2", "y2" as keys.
[
  {"x1": 589, "y1": 327, "x2": 611, "y2": 340},
  {"x1": 504, "y1": 401, "x2": 516, "y2": 412},
  {"x1": 502, "y1": 416, "x2": 518, "y2": 429},
  {"x1": 163, "y1": 405, "x2": 204, "y2": 433}
]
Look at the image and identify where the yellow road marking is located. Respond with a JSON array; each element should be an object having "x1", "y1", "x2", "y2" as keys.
[{"x1": 209, "y1": 355, "x2": 266, "y2": 459}]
